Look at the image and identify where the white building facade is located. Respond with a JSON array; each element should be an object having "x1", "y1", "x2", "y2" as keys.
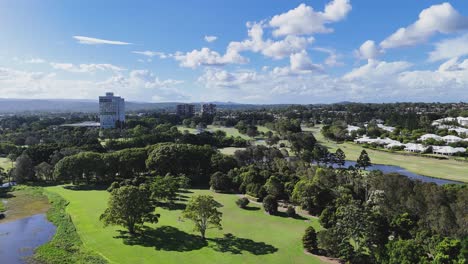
[{"x1": 99, "y1": 92, "x2": 125, "y2": 129}]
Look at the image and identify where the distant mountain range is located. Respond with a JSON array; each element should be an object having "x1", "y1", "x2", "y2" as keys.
[{"x1": 0, "y1": 99, "x2": 268, "y2": 113}]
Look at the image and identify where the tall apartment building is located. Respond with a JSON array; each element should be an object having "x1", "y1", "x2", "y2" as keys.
[
  {"x1": 201, "y1": 103, "x2": 217, "y2": 115},
  {"x1": 176, "y1": 104, "x2": 195, "y2": 117},
  {"x1": 99, "y1": 92, "x2": 125, "y2": 129}
]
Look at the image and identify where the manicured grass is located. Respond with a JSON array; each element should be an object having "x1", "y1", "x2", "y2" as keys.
[
  {"x1": 176, "y1": 126, "x2": 198, "y2": 134},
  {"x1": 46, "y1": 186, "x2": 324, "y2": 264},
  {"x1": 34, "y1": 190, "x2": 106, "y2": 264},
  {"x1": 0, "y1": 157, "x2": 13, "y2": 171},
  {"x1": 207, "y1": 125, "x2": 252, "y2": 140},
  {"x1": 309, "y1": 126, "x2": 468, "y2": 183},
  {"x1": 219, "y1": 147, "x2": 245, "y2": 155}
]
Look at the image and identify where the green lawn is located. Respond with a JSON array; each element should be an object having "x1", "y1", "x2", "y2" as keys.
[
  {"x1": 308, "y1": 126, "x2": 468, "y2": 183},
  {"x1": 219, "y1": 147, "x2": 245, "y2": 155},
  {"x1": 46, "y1": 186, "x2": 323, "y2": 264},
  {"x1": 207, "y1": 125, "x2": 252, "y2": 140},
  {"x1": 0, "y1": 157, "x2": 13, "y2": 171}
]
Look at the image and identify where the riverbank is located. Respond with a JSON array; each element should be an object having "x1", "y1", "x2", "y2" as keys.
[
  {"x1": 33, "y1": 190, "x2": 107, "y2": 264},
  {"x1": 0, "y1": 186, "x2": 50, "y2": 223},
  {"x1": 306, "y1": 126, "x2": 468, "y2": 183}
]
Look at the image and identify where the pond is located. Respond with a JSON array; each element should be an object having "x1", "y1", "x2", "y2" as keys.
[
  {"x1": 0, "y1": 214, "x2": 56, "y2": 264},
  {"x1": 341, "y1": 161, "x2": 461, "y2": 185}
]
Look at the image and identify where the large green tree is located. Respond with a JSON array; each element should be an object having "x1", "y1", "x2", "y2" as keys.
[
  {"x1": 356, "y1": 150, "x2": 371, "y2": 170},
  {"x1": 182, "y1": 195, "x2": 222, "y2": 239},
  {"x1": 100, "y1": 185, "x2": 159, "y2": 235}
]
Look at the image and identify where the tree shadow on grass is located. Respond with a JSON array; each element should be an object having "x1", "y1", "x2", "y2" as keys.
[
  {"x1": 242, "y1": 206, "x2": 260, "y2": 211},
  {"x1": 115, "y1": 226, "x2": 207, "y2": 252},
  {"x1": 158, "y1": 202, "x2": 186, "y2": 211},
  {"x1": 63, "y1": 185, "x2": 108, "y2": 191},
  {"x1": 275, "y1": 211, "x2": 308, "y2": 220},
  {"x1": 208, "y1": 233, "x2": 278, "y2": 255}
]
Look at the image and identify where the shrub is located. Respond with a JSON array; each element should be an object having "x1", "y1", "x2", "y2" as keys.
[
  {"x1": 236, "y1": 197, "x2": 249, "y2": 209},
  {"x1": 303, "y1": 226, "x2": 318, "y2": 253},
  {"x1": 107, "y1": 181, "x2": 120, "y2": 192},
  {"x1": 286, "y1": 205, "x2": 296, "y2": 217},
  {"x1": 263, "y1": 195, "x2": 278, "y2": 215}
]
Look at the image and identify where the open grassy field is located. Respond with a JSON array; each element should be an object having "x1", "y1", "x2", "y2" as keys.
[
  {"x1": 46, "y1": 186, "x2": 323, "y2": 264},
  {"x1": 0, "y1": 157, "x2": 13, "y2": 171},
  {"x1": 306, "y1": 126, "x2": 468, "y2": 183}
]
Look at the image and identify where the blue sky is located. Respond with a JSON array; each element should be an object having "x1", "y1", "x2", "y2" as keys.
[{"x1": 1, "y1": 0, "x2": 468, "y2": 103}]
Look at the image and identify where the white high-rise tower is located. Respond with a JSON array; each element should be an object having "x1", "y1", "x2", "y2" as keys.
[{"x1": 99, "y1": 92, "x2": 125, "y2": 129}]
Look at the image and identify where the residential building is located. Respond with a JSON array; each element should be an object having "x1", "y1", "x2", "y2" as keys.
[
  {"x1": 404, "y1": 143, "x2": 428, "y2": 153},
  {"x1": 99, "y1": 92, "x2": 125, "y2": 129},
  {"x1": 176, "y1": 104, "x2": 195, "y2": 117},
  {"x1": 432, "y1": 146, "x2": 466, "y2": 156},
  {"x1": 442, "y1": 135, "x2": 462, "y2": 143},
  {"x1": 419, "y1": 134, "x2": 442, "y2": 141},
  {"x1": 346, "y1": 125, "x2": 360, "y2": 135},
  {"x1": 377, "y1": 124, "x2": 396, "y2": 132},
  {"x1": 201, "y1": 103, "x2": 217, "y2": 115}
]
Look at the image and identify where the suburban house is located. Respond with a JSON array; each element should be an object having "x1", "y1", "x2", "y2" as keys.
[
  {"x1": 442, "y1": 135, "x2": 462, "y2": 143},
  {"x1": 432, "y1": 146, "x2": 467, "y2": 156},
  {"x1": 419, "y1": 134, "x2": 442, "y2": 141}
]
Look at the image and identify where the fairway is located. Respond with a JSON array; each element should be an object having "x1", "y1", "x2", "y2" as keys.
[
  {"x1": 0, "y1": 157, "x2": 13, "y2": 171},
  {"x1": 307, "y1": 126, "x2": 468, "y2": 183},
  {"x1": 46, "y1": 186, "x2": 324, "y2": 264}
]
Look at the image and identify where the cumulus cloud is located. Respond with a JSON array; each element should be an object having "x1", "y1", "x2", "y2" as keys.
[
  {"x1": 0, "y1": 66, "x2": 187, "y2": 101},
  {"x1": 132, "y1": 51, "x2": 168, "y2": 59},
  {"x1": 343, "y1": 59, "x2": 412, "y2": 80},
  {"x1": 73, "y1": 36, "x2": 131, "y2": 45},
  {"x1": 380, "y1": 3, "x2": 468, "y2": 49},
  {"x1": 313, "y1": 47, "x2": 343, "y2": 66},
  {"x1": 204, "y1": 35, "x2": 218, "y2": 42},
  {"x1": 428, "y1": 33, "x2": 468, "y2": 61},
  {"x1": 174, "y1": 47, "x2": 247, "y2": 68},
  {"x1": 272, "y1": 50, "x2": 323, "y2": 76},
  {"x1": 197, "y1": 57, "x2": 468, "y2": 103},
  {"x1": 50, "y1": 63, "x2": 125, "y2": 73},
  {"x1": 227, "y1": 22, "x2": 314, "y2": 60},
  {"x1": 355, "y1": 40, "x2": 382, "y2": 60},
  {"x1": 269, "y1": 0, "x2": 351, "y2": 36},
  {"x1": 198, "y1": 69, "x2": 258, "y2": 88},
  {"x1": 24, "y1": 58, "x2": 46, "y2": 64}
]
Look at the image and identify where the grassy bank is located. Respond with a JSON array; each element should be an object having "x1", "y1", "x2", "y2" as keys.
[
  {"x1": 307, "y1": 126, "x2": 468, "y2": 183},
  {"x1": 33, "y1": 190, "x2": 107, "y2": 264},
  {"x1": 46, "y1": 186, "x2": 323, "y2": 264}
]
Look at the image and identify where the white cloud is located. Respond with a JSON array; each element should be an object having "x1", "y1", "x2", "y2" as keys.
[
  {"x1": 437, "y1": 57, "x2": 468, "y2": 72},
  {"x1": 428, "y1": 33, "x2": 468, "y2": 61},
  {"x1": 272, "y1": 50, "x2": 323, "y2": 76},
  {"x1": 174, "y1": 47, "x2": 247, "y2": 68},
  {"x1": 198, "y1": 57, "x2": 468, "y2": 103},
  {"x1": 269, "y1": 1, "x2": 351, "y2": 37},
  {"x1": 25, "y1": 58, "x2": 46, "y2": 64},
  {"x1": 50, "y1": 63, "x2": 125, "y2": 73},
  {"x1": 73, "y1": 36, "x2": 131, "y2": 45},
  {"x1": 198, "y1": 69, "x2": 258, "y2": 88},
  {"x1": 355, "y1": 40, "x2": 381, "y2": 60},
  {"x1": 344, "y1": 59, "x2": 412, "y2": 80},
  {"x1": 380, "y1": 3, "x2": 468, "y2": 49},
  {"x1": 204, "y1": 35, "x2": 218, "y2": 43},
  {"x1": 132, "y1": 51, "x2": 168, "y2": 59},
  {"x1": 226, "y1": 22, "x2": 314, "y2": 60},
  {"x1": 313, "y1": 47, "x2": 343, "y2": 66},
  {"x1": 0, "y1": 67, "x2": 187, "y2": 101}
]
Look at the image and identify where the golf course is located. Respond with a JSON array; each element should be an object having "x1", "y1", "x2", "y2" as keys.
[
  {"x1": 45, "y1": 186, "x2": 324, "y2": 264},
  {"x1": 306, "y1": 126, "x2": 468, "y2": 183}
]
